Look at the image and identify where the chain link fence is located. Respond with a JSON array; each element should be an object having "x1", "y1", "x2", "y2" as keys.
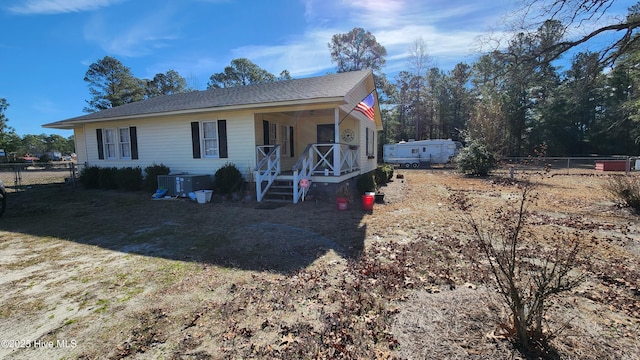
[
  {"x1": 0, "y1": 162, "x2": 78, "y2": 193},
  {"x1": 500, "y1": 156, "x2": 640, "y2": 175},
  {"x1": 1, "y1": 156, "x2": 639, "y2": 192}
]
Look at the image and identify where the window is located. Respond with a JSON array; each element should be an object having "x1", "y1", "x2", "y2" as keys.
[
  {"x1": 366, "y1": 128, "x2": 375, "y2": 157},
  {"x1": 119, "y1": 127, "x2": 131, "y2": 159},
  {"x1": 280, "y1": 125, "x2": 289, "y2": 156},
  {"x1": 269, "y1": 123, "x2": 277, "y2": 145},
  {"x1": 202, "y1": 121, "x2": 218, "y2": 157},
  {"x1": 191, "y1": 120, "x2": 228, "y2": 159},
  {"x1": 103, "y1": 128, "x2": 117, "y2": 159},
  {"x1": 96, "y1": 127, "x2": 138, "y2": 160}
]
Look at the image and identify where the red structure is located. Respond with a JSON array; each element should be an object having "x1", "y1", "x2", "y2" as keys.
[{"x1": 595, "y1": 160, "x2": 627, "y2": 171}]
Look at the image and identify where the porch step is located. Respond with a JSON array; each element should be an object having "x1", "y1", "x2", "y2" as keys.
[{"x1": 262, "y1": 179, "x2": 294, "y2": 202}]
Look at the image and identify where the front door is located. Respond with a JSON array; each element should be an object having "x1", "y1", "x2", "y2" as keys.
[{"x1": 317, "y1": 124, "x2": 335, "y2": 144}]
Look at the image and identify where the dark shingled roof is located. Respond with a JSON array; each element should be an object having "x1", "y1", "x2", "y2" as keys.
[{"x1": 44, "y1": 69, "x2": 372, "y2": 127}]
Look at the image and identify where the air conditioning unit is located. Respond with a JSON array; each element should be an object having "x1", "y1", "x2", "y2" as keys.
[{"x1": 157, "y1": 174, "x2": 213, "y2": 197}]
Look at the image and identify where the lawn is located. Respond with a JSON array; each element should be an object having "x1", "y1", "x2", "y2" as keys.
[{"x1": 0, "y1": 168, "x2": 638, "y2": 359}]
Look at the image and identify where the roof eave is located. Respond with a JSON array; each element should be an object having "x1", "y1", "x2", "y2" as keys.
[{"x1": 42, "y1": 96, "x2": 347, "y2": 129}]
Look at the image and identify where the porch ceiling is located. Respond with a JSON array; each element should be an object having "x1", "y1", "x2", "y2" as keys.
[{"x1": 280, "y1": 108, "x2": 336, "y2": 119}]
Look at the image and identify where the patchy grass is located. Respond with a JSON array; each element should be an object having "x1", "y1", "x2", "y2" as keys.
[{"x1": 0, "y1": 171, "x2": 638, "y2": 359}]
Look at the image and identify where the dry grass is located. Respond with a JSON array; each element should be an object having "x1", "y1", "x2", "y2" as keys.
[{"x1": 0, "y1": 168, "x2": 638, "y2": 359}]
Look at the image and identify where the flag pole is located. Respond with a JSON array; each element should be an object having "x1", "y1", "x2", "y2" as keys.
[{"x1": 338, "y1": 89, "x2": 376, "y2": 125}]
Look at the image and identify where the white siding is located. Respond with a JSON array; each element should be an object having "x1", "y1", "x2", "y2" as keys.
[
  {"x1": 358, "y1": 118, "x2": 378, "y2": 174},
  {"x1": 339, "y1": 118, "x2": 358, "y2": 145},
  {"x1": 74, "y1": 127, "x2": 87, "y2": 165},
  {"x1": 79, "y1": 110, "x2": 257, "y2": 180}
]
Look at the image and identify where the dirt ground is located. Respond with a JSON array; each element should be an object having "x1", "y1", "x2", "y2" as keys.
[{"x1": 0, "y1": 167, "x2": 639, "y2": 359}]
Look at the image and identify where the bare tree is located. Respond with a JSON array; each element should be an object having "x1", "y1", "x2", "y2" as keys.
[
  {"x1": 513, "y1": 0, "x2": 640, "y2": 65},
  {"x1": 407, "y1": 38, "x2": 431, "y2": 139}
]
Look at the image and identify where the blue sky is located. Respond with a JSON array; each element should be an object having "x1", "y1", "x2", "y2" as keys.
[{"x1": 0, "y1": 0, "x2": 630, "y2": 137}]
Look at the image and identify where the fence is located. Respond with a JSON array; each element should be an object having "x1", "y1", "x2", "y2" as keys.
[
  {"x1": 500, "y1": 156, "x2": 640, "y2": 175},
  {"x1": 0, "y1": 162, "x2": 78, "y2": 193},
  {"x1": 1, "y1": 156, "x2": 638, "y2": 192}
]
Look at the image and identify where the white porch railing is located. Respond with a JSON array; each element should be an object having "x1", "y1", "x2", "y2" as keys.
[
  {"x1": 254, "y1": 145, "x2": 280, "y2": 202},
  {"x1": 292, "y1": 144, "x2": 314, "y2": 204},
  {"x1": 292, "y1": 143, "x2": 359, "y2": 203},
  {"x1": 339, "y1": 144, "x2": 360, "y2": 174}
]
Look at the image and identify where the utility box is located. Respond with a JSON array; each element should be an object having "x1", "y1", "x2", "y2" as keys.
[{"x1": 157, "y1": 174, "x2": 213, "y2": 197}]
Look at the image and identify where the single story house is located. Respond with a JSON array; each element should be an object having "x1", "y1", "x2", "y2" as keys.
[{"x1": 43, "y1": 69, "x2": 383, "y2": 203}]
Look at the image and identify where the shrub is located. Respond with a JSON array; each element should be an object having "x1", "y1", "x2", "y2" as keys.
[
  {"x1": 98, "y1": 167, "x2": 118, "y2": 190},
  {"x1": 143, "y1": 163, "x2": 170, "y2": 192},
  {"x1": 383, "y1": 163, "x2": 394, "y2": 182},
  {"x1": 452, "y1": 184, "x2": 584, "y2": 355},
  {"x1": 79, "y1": 166, "x2": 100, "y2": 189},
  {"x1": 115, "y1": 167, "x2": 143, "y2": 191},
  {"x1": 455, "y1": 138, "x2": 498, "y2": 177},
  {"x1": 604, "y1": 175, "x2": 640, "y2": 214},
  {"x1": 335, "y1": 183, "x2": 354, "y2": 202},
  {"x1": 375, "y1": 164, "x2": 394, "y2": 186},
  {"x1": 214, "y1": 162, "x2": 244, "y2": 195},
  {"x1": 356, "y1": 172, "x2": 376, "y2": 195}
]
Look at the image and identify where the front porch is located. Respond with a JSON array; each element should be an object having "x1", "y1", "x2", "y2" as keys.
[{"x1": 254, "y1": 143, "x2": 360, "y2": 203}]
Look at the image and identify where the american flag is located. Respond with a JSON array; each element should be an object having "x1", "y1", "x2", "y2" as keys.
[{"x1": 355, "y1": 93, "x2": 375, "y2": 121}]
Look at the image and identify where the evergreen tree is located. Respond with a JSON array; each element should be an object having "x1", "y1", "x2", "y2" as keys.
[{"x1": 84, "y1": 56, "x2": 146, "y2": 113}]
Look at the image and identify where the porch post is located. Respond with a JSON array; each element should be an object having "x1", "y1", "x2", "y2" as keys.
[{"x1": 334, "y1": 108, "x2": 340, "y2": 176}]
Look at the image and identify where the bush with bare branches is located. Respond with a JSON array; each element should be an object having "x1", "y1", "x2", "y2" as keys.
[
  {"x1": 604, "y1": 175, "x2": 640, "y2": 214},
  {"x1": 451, "y1": 182, "x2": 585, "y2": 356}
]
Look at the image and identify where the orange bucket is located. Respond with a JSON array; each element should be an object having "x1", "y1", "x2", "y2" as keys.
[{"x1": 361, "y1": 193, "x2": 374, "y2": 211}]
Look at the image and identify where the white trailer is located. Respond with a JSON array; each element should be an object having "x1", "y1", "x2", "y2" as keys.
[{"x1": 383, "y1": 139, "x2": 461, "y2": 168}]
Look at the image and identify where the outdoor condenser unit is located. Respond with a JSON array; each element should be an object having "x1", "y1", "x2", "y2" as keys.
[{"x1": 157, "y1": 174, "x2": 213, "y2": 197}]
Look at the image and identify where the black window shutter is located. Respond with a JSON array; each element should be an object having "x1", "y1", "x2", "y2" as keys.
[
  {"x1": 191, "y1": 122, "x2": 201, "y2": 159},
  {"x1": 218, "y1": 120, "x2": 228, "y2": 158},
  {"x1": 366, "y1": 128, "x2": 370, "y2": 156},
  {"x1": 96, "y1": 129, "x2": 104, "y2": 160},
  {"x1": 129, "y1": 126, "x2": 138, "y2": 160},
  {"x1": 263, "y1": 120, "x2": 269, "y2": 145},
  {"x1": 289, "y1": 126, "x2": 294, "y2": 157}
]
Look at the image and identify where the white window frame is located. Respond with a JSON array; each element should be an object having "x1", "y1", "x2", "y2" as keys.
[
  {"x1": 202, "y1": 121, "x2": 219, "y2": 158},
  {"x1": 280, "y1": 125, "x2": 289, "y2": 156},
  {"x1": 103, "y1": 128, "x2": 117, "y2": 160},
  {"x1": 119, "y1": 127, "x2": 131, "y2": 159}
]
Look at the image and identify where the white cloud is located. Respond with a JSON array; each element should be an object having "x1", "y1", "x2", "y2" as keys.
[
  {"x1": 83, "y1": 5, "x2": 180, "y2": 58},
  {"x1": 296, "y1": 0, "x2": 513, "y2": 73},
  {"x1": 9, "y1": 0, "x2": 124, "y2": 14},
  {"x1": 231, "y1": 29, "x2": 337, "y2": 77},
  {"x1": 144, "y1": 0, "x2": 517, "y2": 83}
]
